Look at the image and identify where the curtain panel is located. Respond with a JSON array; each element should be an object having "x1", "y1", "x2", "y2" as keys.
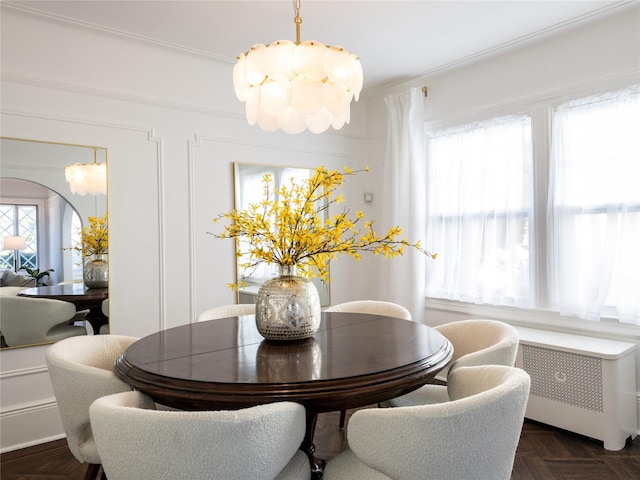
[
  {"x1": 381, "y1": 88, "x2": 428, "y2": 322},
  {"x1": 424, "y1": 115, "x2": 534, "y2": 307}
]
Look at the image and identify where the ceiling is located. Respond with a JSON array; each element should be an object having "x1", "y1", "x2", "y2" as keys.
[{"x1": 7, "y1": 0, "x2": 634, "y2": 93}]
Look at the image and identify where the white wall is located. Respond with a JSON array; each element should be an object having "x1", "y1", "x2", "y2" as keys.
[{"x1": 1, "y1": 3, "x2": 638, "y2": 451}]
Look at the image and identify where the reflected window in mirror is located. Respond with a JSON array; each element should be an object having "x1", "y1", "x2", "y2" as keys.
[{"x1": 0, "y1": 204, "x2": 39, "y2": 271}]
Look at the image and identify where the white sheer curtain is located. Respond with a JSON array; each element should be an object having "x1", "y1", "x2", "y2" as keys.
[
  {"x1": 548, "y1": 87, "x2": 640, "y2": 325},
  {"x1": 380, "y1": 88, "x2": 427, "y2": 322},
  {"x1": 424, "y1": 115, "x2": 534, "y2": 307}
]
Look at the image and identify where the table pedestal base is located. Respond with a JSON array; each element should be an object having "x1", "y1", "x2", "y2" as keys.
[{"x1": 84, "y1": 306, "x2": 108, "y2": 335}]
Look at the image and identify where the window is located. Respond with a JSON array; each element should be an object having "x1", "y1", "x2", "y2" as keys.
[
  {"x1": 0, "y1": 204, "x2": 39, "y2": 270},
  {"x1": 425, "y1": 115, "x2": 533, "y2": 307},
  {"x1": 548, "y1": 87, "x2": 640, "y2": 324},
  {"x1": 425, "y1": 86, "x2": 640, "y2": 326}
]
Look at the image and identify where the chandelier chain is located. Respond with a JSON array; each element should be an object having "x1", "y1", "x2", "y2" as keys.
[{"x1": 293, "y1": 0, "x2": 302, "y2": 44}]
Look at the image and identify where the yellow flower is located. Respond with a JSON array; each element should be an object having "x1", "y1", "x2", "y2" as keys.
[
  {"x1": 211, "y1": 166, "x2": 435, "y2": 289},
  {"x1": 64, "y1": 213, "x2": 108, "y2": 257}
]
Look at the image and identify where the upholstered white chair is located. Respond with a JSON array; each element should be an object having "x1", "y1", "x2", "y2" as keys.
[
  {"x1": 197, "y1": 302, "x2": 255, "y2": 322},
  {"x1": 324, "y1": 365, "x2": 531, "y2": 480},
  {"x1": 326, "y1": 300, "x2": 412, "y2": 426},
  {"x1": 0, "y1": 295, "x2": 87, "y2": 347},
  {"x1": 386, "y1": 319, "x2": 519, "y2": 407},
  {"x1": 325, "y1": 300, "x2": 412, "y2": 321},
  {"x1": 90, "y1": 390, "x2": 311, "y2": 480},
  {"x1": 46, "y1": 335, "x2": 139, "y2": 480}
]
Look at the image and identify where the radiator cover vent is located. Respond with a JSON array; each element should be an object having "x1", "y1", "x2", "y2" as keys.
[{"x1": 522, "y1": 344, "x2": 603, "y2": 412}]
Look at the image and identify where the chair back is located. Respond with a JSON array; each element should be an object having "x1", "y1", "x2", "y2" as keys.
[
  {"x1": 325, "y1": 300, "x2": 411, "y2": 320},
  {"x1": 46, "y1": 335, "x2": 138, "y2": 464},
  {"x1": 196, "y1": 303, "x2": 255, "y2": 322},
  {"x1": 90, "y1": 391, "x2": 310, "y2": 480},
  {"x1": 435, "y1": 319, "x2": 519, "y2": 379},
  {"x1": 338, "y1": 365, "x2": 530, "y2": 480}
]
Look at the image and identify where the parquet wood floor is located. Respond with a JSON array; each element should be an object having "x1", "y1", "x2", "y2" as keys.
[{"x1": 2, "y1": 411, "x2": 638, "y2": 479}]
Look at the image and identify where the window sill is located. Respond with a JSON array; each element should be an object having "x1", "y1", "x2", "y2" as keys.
[{"x1": 426, "y1": 298, "x2": 640, "y2": 340}]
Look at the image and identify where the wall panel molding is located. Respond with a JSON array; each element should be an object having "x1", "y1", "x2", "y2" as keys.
[
  {"x1": 187, "y1": 134, "x2": 352, "y2": 321},
  {"x1": 0, "y1": 365, "x2": 48, "y2": 380}
]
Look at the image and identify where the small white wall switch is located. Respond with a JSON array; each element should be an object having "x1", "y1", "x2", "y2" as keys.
[{"x1": 364, "y1": 192, "x2": 373, "y2": 203}]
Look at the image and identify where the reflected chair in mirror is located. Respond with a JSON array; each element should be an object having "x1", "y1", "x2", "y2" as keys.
[
  {"x1": 325, "y1": 300, "x2": 412, "y2": 427},
  {"x1": 196, "y1": 303, "x2": 255, "y2": 322},
  {"x1": 46, "y1": 335, "x2": 139, "y2": 480},
  {"x1": 90, "y1": 391, "x2": 311, "y2": 480},
  {"x1": 323, "y1": 365, "x2": 531, "y2": 480},
  {"x1": 98, "y1": 299, "x2": 109, "y2": 334},
  {"x1": 384, "y1": 319, "x2": 519, "y2": 408},
  {"x1": 0, "y1": 295, "x2": 86, "y2": 348}
]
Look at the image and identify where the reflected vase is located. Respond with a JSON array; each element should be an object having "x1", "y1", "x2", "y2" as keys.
[
  {"x1": 83, "y1": 254, "x2": 108, "y2": 288},
  {"x1": 256, "y1": 337, "x2": 322, "y2": 382},
  {"x1": 255, "y1": 265, "x2": 321, "y2": 341}
]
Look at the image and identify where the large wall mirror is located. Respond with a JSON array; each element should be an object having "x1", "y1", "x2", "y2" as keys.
[
  {"x1": 0, "y1": 137, "x2": 107, "y2": 349},
  {"x1": 233, "y1": 162, "x2": 330, "y2": 306}
]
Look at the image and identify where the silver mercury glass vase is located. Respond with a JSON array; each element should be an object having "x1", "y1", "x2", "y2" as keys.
[
  {"x1": 255, "y1": 265, "x2": 321, "y2": 341},
  {"x1": 83, "y1": 254, "x2": 109, "y2": 288}
]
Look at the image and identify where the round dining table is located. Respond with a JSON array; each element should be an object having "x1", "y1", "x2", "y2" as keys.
[{"x1": 114, "y1": 311, "x2": 453, "y2": 478}]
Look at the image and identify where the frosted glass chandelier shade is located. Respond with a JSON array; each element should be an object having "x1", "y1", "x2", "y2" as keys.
[
  {"x1": 233, "y1": 1, "x2": 363, "y2": 134},
  {"x1": 65, "y1": 162, "x2": 107, "y2": 195}
]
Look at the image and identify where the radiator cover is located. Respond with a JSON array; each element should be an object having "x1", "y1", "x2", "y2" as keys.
[{"x1": 515, "y1": 327, "x2": 637, "y2": 451}]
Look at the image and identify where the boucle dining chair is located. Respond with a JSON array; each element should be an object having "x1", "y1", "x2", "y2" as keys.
[
  {"x1": 385, "y1": 319, "x2": 519, "y2": 407},
  {"x1": 46, "y1": 335, "x2": 139, "y2": 480},
  {"x1": 90, "y1": 391, "x2": 311, "y2": 480},
  {"x1": 196, "y1": 302, "x2": 255, "y2": 322},
  {"x1": 325, "y1": 300, "x2": 412, "y2": 427},
  {"x1": 323, "y1": 365, "x2": 531, "y2": 480},
  {"x1": 325, "y1": 300, "x2": 412, "y2": 321}
]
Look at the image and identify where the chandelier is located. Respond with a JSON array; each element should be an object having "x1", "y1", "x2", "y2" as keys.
[
  {"x1": 65, "y1": 147, "x2": 107, "y2": 195},
  {"x1": 233, "y1": 0, "x2": 363, "y2": 134}
]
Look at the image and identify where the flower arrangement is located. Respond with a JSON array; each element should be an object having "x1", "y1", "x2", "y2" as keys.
[
  {"x1": 213, "y1": 165, "x2": 435, "y2": 289},
  {"x1": 66, "y1": 213, "x2": 109, "y2": 257}
]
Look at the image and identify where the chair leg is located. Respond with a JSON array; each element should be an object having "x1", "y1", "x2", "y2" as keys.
[
  {"x1": 84, "y1": 463, "x2": 102, "y2": 480},
  {"x1": 339, "y1": 409, "x2": 347, "y2": 429}
]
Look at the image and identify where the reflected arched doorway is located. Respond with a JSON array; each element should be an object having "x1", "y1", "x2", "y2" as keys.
[{"x1": 1, "y1": 178, "x2": 81, "y2": 284}]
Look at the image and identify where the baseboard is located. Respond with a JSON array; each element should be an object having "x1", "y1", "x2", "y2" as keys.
[{"x1": 0, "y1": 399, "x2": 65, "y2": 453}]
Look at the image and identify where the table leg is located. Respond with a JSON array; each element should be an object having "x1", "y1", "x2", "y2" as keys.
[
  {"x1": 84, "y1": 306, "x2": 108, "y2": 335},
  {"x1": 301, "y1": 410, "x2": 325, "y2": 479}
]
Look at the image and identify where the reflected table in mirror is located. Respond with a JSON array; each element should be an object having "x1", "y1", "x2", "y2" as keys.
[
  {"x1": 17, "y1": 284, "x2": 108, "y2": 334},
  {"x1": 114, "y1": 312, "x2": 453, "y2": 478}
]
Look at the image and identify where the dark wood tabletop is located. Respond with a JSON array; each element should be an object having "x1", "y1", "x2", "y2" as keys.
[
  {"x1": 114, "y1": 311, "x2": 453, "y2": 478},
  {"x1": 18, "y1": 284, "x2": 108, "y2": 334}
]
